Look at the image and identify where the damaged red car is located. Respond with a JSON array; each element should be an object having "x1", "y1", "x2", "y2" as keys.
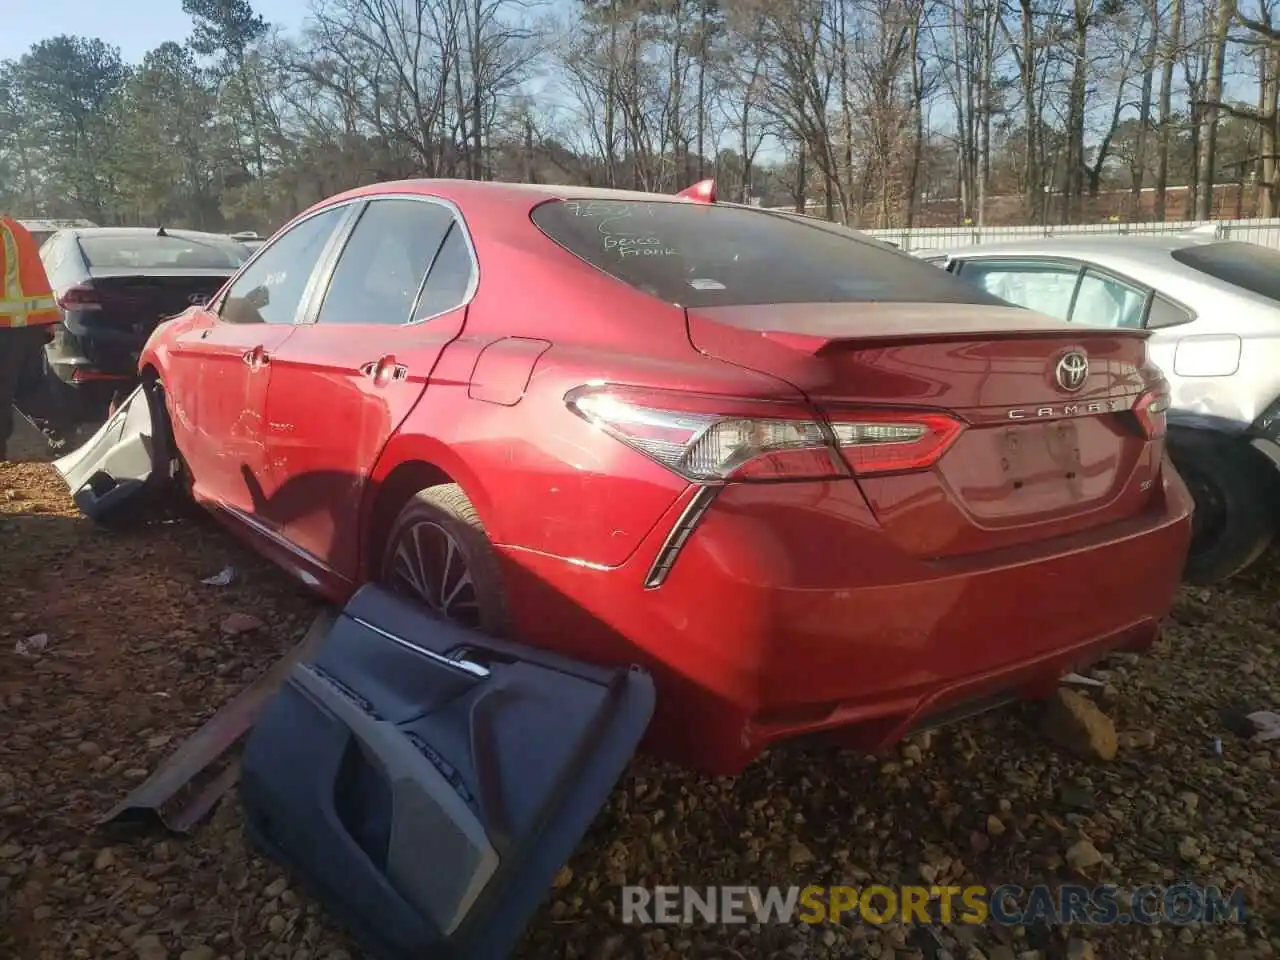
[{"x1": 56, "y1": 180, "x2": 1193, "y2": 775}]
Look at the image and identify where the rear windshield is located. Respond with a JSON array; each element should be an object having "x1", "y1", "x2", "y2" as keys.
[
  {"x1": 78, "y1": 234, "x2": 249, "y2": 271},
  {"x1": 1171, "y1": 241, "x2": 1280, "y2": 303},
  {"x1": 530, "y1": 200, "x2": 1006, "y2": 308}
]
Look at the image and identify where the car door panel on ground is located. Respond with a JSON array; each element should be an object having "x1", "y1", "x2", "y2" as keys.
[
  {"x1": 260, "y1": 197, "x2": 477, "y2": 579},
  {"x1": 167, "y1": 204, "x2": 351, "y2": 516}
]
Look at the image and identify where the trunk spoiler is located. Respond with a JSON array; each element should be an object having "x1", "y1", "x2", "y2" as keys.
[{"x1": 757, "y1": 326, "x2": 1152, "y2": 355}]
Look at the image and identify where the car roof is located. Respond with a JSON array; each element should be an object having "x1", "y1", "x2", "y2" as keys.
[
  {"x1": 932, "y1": 232, "x2": 1224, "y2": 265},
  {"x1": 323, "y1": 178, "x2": 734, "y2": 210}
]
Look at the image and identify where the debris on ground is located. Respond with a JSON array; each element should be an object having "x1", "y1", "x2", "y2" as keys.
[
  {"x1": 219, "y1": 612, "x2": 265, "y2": 635},
  {"x1": 1249, "y1": 710, "x2": 1280, "y2": 741},
  {"x1": 1041, "y1": 688, "x2": 1118, "y2": 761},
  {"x1": 12, "y1": 633, "x2": 47, "y2": 657},
  {"x1": 1059, "y1": 671, "x2": 1106, "y2": 689},
  {"x1": 201, "y1": 566, "x2": 236, "y2": 587},
  {"x1": 1, "y1": 458, "x2": 1277, "y2": 959}
]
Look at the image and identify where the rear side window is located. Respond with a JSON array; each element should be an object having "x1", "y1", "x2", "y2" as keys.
[
  {"x1": 530, "y1": 200, "x2": 1006, "y2": 308},
  {"x1": 78, "y1": 234, "x2": 248, "y2": 270},
  {"x1": 410, "y1": 223, "x2": 474, "y2": 321},
  {"x1": 1171, "y1": 241, "x2": 1280, "y2": 303},
  {"x1": 1148, "y1": 294, "x2": 1194, "y2": 328},
  {"x1": 316, "y1": 198, "x2": 455, "y2": 326}
]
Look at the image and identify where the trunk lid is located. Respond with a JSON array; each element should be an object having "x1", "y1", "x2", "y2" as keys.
[
  {"x1": 687, "y1": 302, "x2": 1162, "y2": 557},
  {"x1": 84, "y1": 269, "x2": 233, "y2": 338}
]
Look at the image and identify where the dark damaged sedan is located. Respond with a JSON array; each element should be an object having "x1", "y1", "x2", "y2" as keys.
[{"x1": 39, "y1": 226, "x2": 251, "y2": 423}]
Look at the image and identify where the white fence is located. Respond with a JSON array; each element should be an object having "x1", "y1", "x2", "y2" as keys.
[{"x1": 859, "y1": 217, "x2": 1280, "y2": 252}]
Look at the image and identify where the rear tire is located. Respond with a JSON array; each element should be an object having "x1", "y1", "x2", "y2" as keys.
[
  {"x1": 379, "y1": 484, "x2": 509, "y2": 636},
  {"x1": 1167, "y1": 429, "x2": 1277, "y2": 585}
]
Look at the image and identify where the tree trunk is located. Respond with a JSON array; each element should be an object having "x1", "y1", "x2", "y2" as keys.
[
  {"x1": 1061, "y1": 0, "x2": 1089, "y2": 223},
  {"x1": 795, "y1": 147, "x2": 807, "y2": 213},
  {"x1": 1262, "y1": 44, "x2": 1280, "y2": 217},
  {"x1": 1019, "y1": 0, "x2": 1039, "y2": 220},
  {"x1": 1195, "y1": 0, "x2": 1233, "y2": 220},
  {"x1": 1185, "y1": 48, "x2": 1209, "y2": 218},
  {"x1": 1154, "y1": 0, "x2": 1182, "y2": 220},
  {"x1": 696, "y1": 1, "x2": 707, "y2": 180},
  {"x1": 839, "y1": 0, "x2": 855, "y2": 225},
  {"x1": 524, "y1": 116, "x2": 536, "y2": 183},
  {"x1": 906, "y1": 20, "x2": 924, "y2": 229},
  {"x1": 470, "y1": 0, "x2": 484, "y2": 180},
  {"x1": 1130, "y1": 14, "x2": 1159, "y2": 218}
]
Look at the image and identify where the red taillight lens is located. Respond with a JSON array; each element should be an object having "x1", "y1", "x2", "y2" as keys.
[
  {"x1": 565, "y1": 385, "x2": 965, "y2": 481},
  {"x1": 56, "y1": 284, "x2": 101, "y2": 311},
  {"x1": 1133, "y1": 388, "x2": 1169, "y2": 439}
]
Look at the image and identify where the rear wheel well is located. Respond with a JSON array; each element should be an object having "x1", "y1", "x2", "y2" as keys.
[
  {"x1": 1166, "y1": 424, "x2": 1279, "y2": 583},
  {"x1": 140, "y1": 364, "x2": 160, "y2": 383},
  {"x1": 365, "y1": 460, "x2": 457, "y2": 579},
  {"x1": 1167, "y1": 424, "x2": 1278, "y2": 486}
]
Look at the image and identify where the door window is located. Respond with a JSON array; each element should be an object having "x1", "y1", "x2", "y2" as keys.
[
  {"x1": 956, "y1": 260, "x2": 1081, "y2": 321},
  {"x1": 220, "y1": 206, "x2": 346, "y2": 325},
  {"x1": 316, "y1": 199, "x2": 455, "y2": 326},
  {"x1": 1069, "y1": 269, "x2": 1148, "y2": 329},
  {"x1": 410, "y1": 222, "x2": 476, "y2": 322}
]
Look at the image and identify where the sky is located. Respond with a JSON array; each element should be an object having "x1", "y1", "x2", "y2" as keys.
[{"x1": 1, "y1": 0, "x2": 312, "y2": 63}]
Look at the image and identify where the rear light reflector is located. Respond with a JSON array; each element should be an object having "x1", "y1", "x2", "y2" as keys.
[
  {"x1": 56, "y1": 285, "x2": 101, "y2": 311},
  {"x1": 828, "y1": 411, "x2": 965, "y2": 475},
  {"x1": 566, "y1": 385, "x2": 965, "y2": 482},
  {"x1": 70, "y1": 369, "x2": 131, "y2": 383},
  {"x1": 1133, "y1": 389, "x2": 1169, "y2": 440}
]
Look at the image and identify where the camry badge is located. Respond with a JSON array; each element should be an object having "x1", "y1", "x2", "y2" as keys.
[{"x1": 1055, "y1": 351, "x2": 1089, "y2": 392}]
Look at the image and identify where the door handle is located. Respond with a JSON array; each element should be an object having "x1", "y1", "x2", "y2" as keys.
[
  {"x1": 242, "y1": 347, "x2": 270, "y2": 369},
  {"x1": 360, "y1": 357, "x2": 408, "y2": 383}
]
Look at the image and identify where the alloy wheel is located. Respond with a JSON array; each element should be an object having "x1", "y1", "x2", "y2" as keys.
[{"x1": 388, "y1": 519, "x2": 482, "y2": 629}]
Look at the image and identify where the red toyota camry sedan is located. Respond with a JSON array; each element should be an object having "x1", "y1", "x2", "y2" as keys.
[{"x1": 67, "y1": 180, "x2": 1193, "y2": 774}]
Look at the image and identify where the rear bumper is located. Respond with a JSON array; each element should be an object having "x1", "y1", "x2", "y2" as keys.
[
  {"x1": 46, "y1": 325, "x2": 141, "y2": 384},
  {"x1": 42, "y1": 327, "x2": 137, "y2": 426},
  {"x1": 497, "y1": 461, "x2": 1194, "y2": 775}
]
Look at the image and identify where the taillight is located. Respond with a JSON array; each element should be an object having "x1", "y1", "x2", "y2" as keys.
[
  {"x1": 565, "y1": 385, "x2": 965, "y2": 482},
  {"x1": 1133, "y1": 388, "x2": 1169, "y2": 440},
  {"x1": 827, "y1": 410, "x2": 966, "y2": 474},
  {"x1": 56, "y1": 284, "x2": 101, "y2": 311}
]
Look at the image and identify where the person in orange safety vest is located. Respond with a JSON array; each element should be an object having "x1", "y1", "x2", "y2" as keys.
[{"x1": 0, "y1": 215, "x2": 60, "y2": 460}]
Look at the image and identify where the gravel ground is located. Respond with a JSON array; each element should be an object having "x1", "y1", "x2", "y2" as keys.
[{"x1": 0, "y1": 454, "x2": 1276, "y2": 960}]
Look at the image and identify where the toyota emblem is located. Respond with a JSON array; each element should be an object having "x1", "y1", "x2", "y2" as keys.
[{"x1": 1055, "y1": 351, "x2": 1089, "y2": 392}]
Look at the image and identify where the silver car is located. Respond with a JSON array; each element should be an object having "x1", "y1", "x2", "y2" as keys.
[{"x1": 924, "y1": 234, "x2": 1280, "y2": 585}]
